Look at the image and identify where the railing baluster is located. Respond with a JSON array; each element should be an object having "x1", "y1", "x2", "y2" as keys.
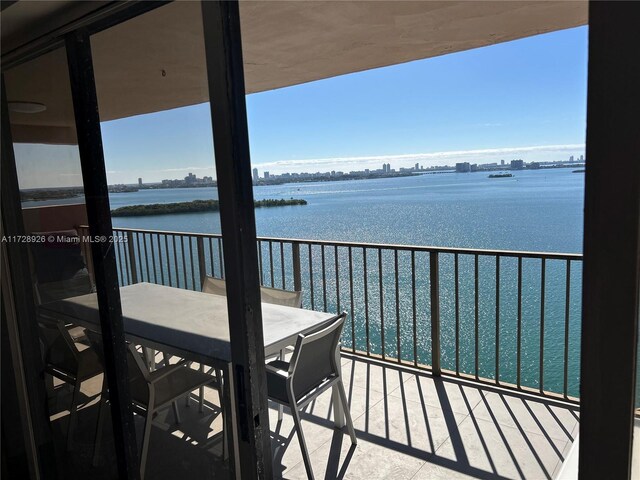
[
  {"x1": 411, "y1": 251, "x2": 417, "y2": 366},
  {"x1": 348, "y1": 246, "x2": 355, "y2": 353},
  {"x1": 334, "y1": 245, "x2": 341, "y2": 313},
  {"x1": 115, "y1": 233, "x2": 125, "y2": 285},
  {"x1": 321, "y1": 245, "x2": 327, "y2": 311},
  {"x1": 495, "y1": 255, "x2": 500, "y2": 385},
  {"x1": 379, "y1": 248, "x2": 385, "y2": 359},
  {"x1": 135, "y1": 232, "x2": 144, "y2": 282},
  {"x1": 363, "y1": 248, "x2": 370, "y2": 356},
  {"x1": 165, "y1": 234, "x2": 172, "y2": 287},
  {"x1": 188, "y1": 237, "x2": 196, "y2": 290},
  {"x1": 517, "y1": 256, "x2": 523, "y2": 389},
  {"x1": 430, "y1": 251, "x2": 441, "y2": 376},
  {"x1": 475, "y1": 254, "x2": 479, "y2": 380},
  {"x1": 257, "y1": 240, "x2": 263, "y2": 284},
  {"x1": 292, "y1": 243, "x2": 302, "y2": 292},
  {"x1": 539, "y1": 258, "x2": 546, "y2": 394},
  {"x1": 197, "y1": 237, "x2": 206, "y2": 289},
  {"x1": 280, "y1": 242, "x2": 285, "y2": 289},
  {"x1": 208, "y1": 237, "x2": 215, "y2": 277},
  {"x1": 181, "y1": 235, "x2": 188, "y2": 290},
  {"x1": 172, "y1": 235, "x2": 179, "y2": 289},
  {"x1": 150, "y1": 234, "x2": 158, "y2": 283},
  {"x1": 218, "y1": 238, "x2": 224, "y2": 278},
  {"x1": 564, "y1": 260, "x2": 571, "y2": 398},
  {"x1": 455, "y1": 253, "x2": 460, "y2": 375},
  {"x1": 269, "y1": 241, "x2": 274, "y2": 287},
  {"x1": 124, "y1": 231, "x2": 133, "y2": 284},
  {"x1": 308, "y1": 244, "x2": 315, "y2": 310},
  {"x1": 163, "y1": 233, "x2": 173, "y2": 287},
  {"x1": 395, "y1": 250, "x2": 400, "y2": 363},
  {"x1": 143, "y1": 233, "x2": 151, "y2": 282},
  {"x1": 157, "y1": 234, "x2": 165, "y2": 285}
]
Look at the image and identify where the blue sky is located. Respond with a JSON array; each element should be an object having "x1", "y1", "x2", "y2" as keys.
[{"x1": 17, "y1": 25, "x2": 588, "y2": 188}]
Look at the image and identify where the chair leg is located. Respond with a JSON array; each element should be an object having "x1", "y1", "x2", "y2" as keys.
[
  {"x1": 139, "y1": 411, "x2": 153, "y2": 480},
  {"x1": 278, "y1": 350, "x2": 284, "y2": 422},
  {"x1": 172, "y1": 401, "x2": 181, "y2": 424},
  {"x1": 199, "y1": 364, "x2": 204, "y2": 413},
  {"x1": 163, "y1": 352, "x2": 171, "y2": 368},
  {"x1": 290, "y1": 403, "x2": 315, "y2": 480},
  {"x1": 67, "y1": 381, "x2": 82, "y2": 451},
  {"x1": 336, "y1": 379, "x2": 357, "y2": 445},
  {"x1": 185, "y1": 361, "x2": 193, "y2": 407}
]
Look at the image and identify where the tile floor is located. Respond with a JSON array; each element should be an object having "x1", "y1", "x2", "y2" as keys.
[{"x1": 49, "y1": 354, "x2": 580, "y2": 479}]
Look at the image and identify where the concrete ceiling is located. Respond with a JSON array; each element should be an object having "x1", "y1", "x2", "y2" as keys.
[{"x1": 2, "y1": 0, "x2": 587, "y2": 143}]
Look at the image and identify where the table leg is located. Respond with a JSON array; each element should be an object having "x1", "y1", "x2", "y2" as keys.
[
  {"x1": 332, "y1": 347, "x2": 345, "y2": 428},
  {"x1": 222, "y1": 362, "x2": 241, "y2": 479}
]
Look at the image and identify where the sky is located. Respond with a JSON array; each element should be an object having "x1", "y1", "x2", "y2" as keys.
[{"x1": 16, "y1": 25, "x2": 588, "y2": 188}]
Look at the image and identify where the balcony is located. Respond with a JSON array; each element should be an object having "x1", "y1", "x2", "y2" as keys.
[
  {"x1": 48, "y1": 352, "x2": 579, "y2": 479},
  {"x1": 37, "y1": 224, "x2": 579, "y2": 479}
]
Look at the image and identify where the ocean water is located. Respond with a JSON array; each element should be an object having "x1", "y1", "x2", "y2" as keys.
[{"x1": 110, "y1": 169, "x2": 584, "y2": 253}]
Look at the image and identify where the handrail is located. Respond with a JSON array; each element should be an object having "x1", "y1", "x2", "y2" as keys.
[{"x1": 80, "y1": 225, "x2": 583, "y2": 260}]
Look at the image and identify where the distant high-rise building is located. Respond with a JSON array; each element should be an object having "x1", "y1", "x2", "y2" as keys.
[
  {"x1": 511, "y1": 159, "x2": 524, "y2": 170},
  {"x1": 569, "y1": 155, "x2": 574, "y2": 162},
  {"x1": 185, "y1": 172, "x2": 196, "y2": 184},
  {"x1": 579, "y1": 154, "x2": 584, "y2": 162},
  {"x1": 456, "y1": 162, "x2": 471, "y2": 173},
  {"x1": 501, "y1": 159, "x2": 505, "y2": 166},
  {"x1": 386, "y1": 163, "x2": 391, "y2": 172},
  {"x1": 382, "y1": 163, "x2": 387, "y2": 172},
  {"x1": 252, "y1": 168, "x2": 259, "y2": 182},
  {"x1": 138, "y1": 177, "x2": 142, "y2": 186},
  {"x1": 264, "y1": 171, "x2": 270, "y2": 179}
]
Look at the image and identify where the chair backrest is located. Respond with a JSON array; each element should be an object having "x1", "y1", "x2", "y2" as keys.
[
  {"x1": 202, "y1": 276, "x2": 227, "y2": 296},
  {"x1": 37, "y1": 317, "x2": 79, "y2": 374},
  {"x1": 260, "y1": 285, "x2": 302, "y2": 308},
  {"x1": 202, "y1": 276, "x2": 302, "y2": 308},
  {"x1": 288, "y1": 313, "x2": 346, "y2": 399},
  {"x1": 30, "y1": 230, "x2": 93, "y2": 304}
]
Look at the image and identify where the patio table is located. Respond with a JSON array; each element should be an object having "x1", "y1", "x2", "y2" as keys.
[{"x1": 38, "y1": 282, "x2": 344, "y2": 477}]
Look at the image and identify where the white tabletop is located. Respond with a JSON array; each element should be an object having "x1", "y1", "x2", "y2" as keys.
[{"x1": 38, "y1": 282, "x2": 336, "y2": 365}]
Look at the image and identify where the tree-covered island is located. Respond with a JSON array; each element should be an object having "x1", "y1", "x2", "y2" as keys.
[{"x1": 111, "y1": 198, "x2": 307, "y2": 217}]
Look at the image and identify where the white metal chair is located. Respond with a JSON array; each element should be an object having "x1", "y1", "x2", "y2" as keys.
[
  {"x1": 201, "y1": 276, "x2": 227, "y2": 296},
  {"x1": 201, "y1": 276, "x2": 302, "y2": 307},
  {"x1": 265, "y1": 312, "x2": 356, "y2": 480},
  {"x1": 93, "y1": 343, "x2": 220, "y2": 479}
]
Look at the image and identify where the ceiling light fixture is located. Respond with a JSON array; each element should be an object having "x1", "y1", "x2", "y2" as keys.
[{"x1": 8, "y1": 101, "x2": 47, "y2": 114}]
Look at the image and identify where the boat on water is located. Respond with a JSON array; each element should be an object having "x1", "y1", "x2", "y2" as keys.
[{"x1": 488, "y1": 173, "x2": 513, "y2": 178}]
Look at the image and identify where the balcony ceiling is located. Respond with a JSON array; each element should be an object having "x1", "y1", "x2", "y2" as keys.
[{"x1": 2, "y1": 0, "x2": 587, "y2": 142}]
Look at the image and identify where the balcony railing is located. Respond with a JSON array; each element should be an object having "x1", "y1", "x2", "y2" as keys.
[{"x1": 79, "y1": 225, "x2": 582, "y2": 403}]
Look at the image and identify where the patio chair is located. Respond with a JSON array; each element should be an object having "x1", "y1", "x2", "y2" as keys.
[
  {"x1": 37, "y1": 316, "x2": 103, "y2": 450},
  {"x1": 93, "y1": 342, "x2": 220, "y2": 479},
  {"x1": 201, "y1": 276, "x2": 227, "y2": 296},
  {"x1": 202, "y1": 276, "x2": 302, "y2": 307},
  {"x1": 31, "y1": 230, "x2": 94, "y2": 343},
  {"x1": 265, "y1": 312, "x2": 356, "y2": 480}
]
